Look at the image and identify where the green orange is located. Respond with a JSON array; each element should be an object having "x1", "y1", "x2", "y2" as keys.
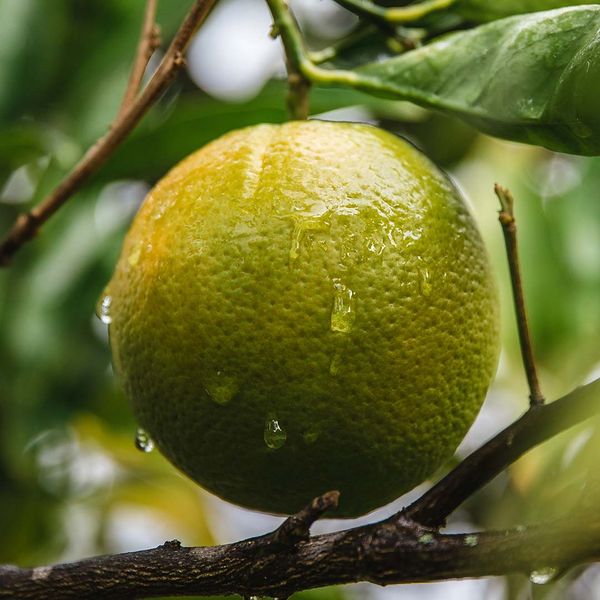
[{"x1": 102, "y1": 121, "x2": 500, "y2": 517}]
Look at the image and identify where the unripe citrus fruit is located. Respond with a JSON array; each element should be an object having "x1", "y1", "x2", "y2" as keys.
[{"x1": 102, "y1": 121, "x2": 500, "y2": 518}]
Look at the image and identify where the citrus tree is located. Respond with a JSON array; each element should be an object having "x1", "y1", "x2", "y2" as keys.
[{"x1": 1, "y1": 1, "x2": 600, "y2": 599}]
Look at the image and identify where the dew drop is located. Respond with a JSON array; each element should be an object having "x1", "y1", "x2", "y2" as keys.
[
  {"x1": 529, "y1": 566, "x2": 558, "y2": 585},
  {"x1": 329, "y1": 348, "x2": 342, "y2": 376},
  {"x1": 419, "y1": 268, "x2": 432, "y2": 297},
  {"x1": 204, "y1": 371, "x2": 238, "y2": 405},
  {"x1": 96, "y1": 294, "x2": 113, "y2": 324},
  {"x1": 128, "y1": 242, "x2": 142, "y2": 266},
  {"x1": 134, "y1": 428, "x2": 154, "y2": 453},
  {"x1": 366, "y1": 238, "x2": 385, "y2": 256},
  {"x1": 464, "y1": 534, "x2": 478, "y2": 547},
  {"x1": 287, "y1": 210, "x2": 329, "y2": 264},
  {"x1": 330, "y1": 278, "x2": 356, "y2": 333},
  {"x1": 303, "y1": 429, "x2": 320, "y2": 445},
  {"x1": 264, "y1": 416, "x2": 287, "y2": 450}
]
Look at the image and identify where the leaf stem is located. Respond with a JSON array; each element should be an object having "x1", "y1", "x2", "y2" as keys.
[
  {"x1": 117, "y1": 0, "x2": 161, "y2": 118},
  {"x1": 495, "y1": 183, "x2": 545, "y2": 406},
  {"x1": 335, "y1": 0, "x2": 457, "y2": 24}
]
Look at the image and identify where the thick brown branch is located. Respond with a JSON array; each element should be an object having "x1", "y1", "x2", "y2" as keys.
[
  {"x1": 1, "y1": 379, "x2": 599, "y2": 598},
  {"x1": 1, "y1": 512, "x2": 599, "y2": 599},
  {"x1": 0, "y1": 0, "x2": 218, "y2": 267},
  {"x1": 402, "y1": 377, "x2": 600, "y2": 527},
  {"x1": 495, "y1": 183, "x2": 545, "y2": 406},
  {"x1": 118, "y1": 0, "x2": 161, "y2": 117}
]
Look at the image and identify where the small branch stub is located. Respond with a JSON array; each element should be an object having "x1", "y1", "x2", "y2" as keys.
[
  {"x1": 494, "y1": 183, "x2": 545, "y2": 407},
  {"x1": 274, "y1": 490, "x2": 340, "y2": 545}
]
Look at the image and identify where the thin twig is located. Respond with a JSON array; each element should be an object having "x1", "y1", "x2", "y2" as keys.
[
  {"x1": 0, "y1": 0, "x2": 218, "y2": 267},
  {"x1": 118, "y1": 0, "x2": 161, "y2": 117},
  {"x1": 495, "y1": 183, "x2": 545, "y2": 406},
  {"x1": 401, "y1": 378, "x2": 600, "y2": 528},
  {"x1": 274, "y1": 491, "x2": 340, "y2": 545}
]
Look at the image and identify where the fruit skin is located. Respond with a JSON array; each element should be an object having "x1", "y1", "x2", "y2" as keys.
[{"x1": 104, "y1": 120, "x2": 500, "y2": 518}]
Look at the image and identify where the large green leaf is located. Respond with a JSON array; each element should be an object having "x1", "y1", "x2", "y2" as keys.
[
  {"x1": 453, "y1": 0, "x2": 600, "y2": 22},
  {"x1": 354, "y1": 6, "x2": 600, "y2": 155}
]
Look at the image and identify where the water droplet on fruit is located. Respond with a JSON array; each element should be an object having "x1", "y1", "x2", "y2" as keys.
[
  {"x1": 204, "y1": 371, "x2": 238, "y2": 405},
  {"x1": 303, "y1": 429, "x2": 320, "y2": 445},
  {"x1": 329, "y1": 348, "x2": 342, "y2": 376},
  {"x1": 287, "y1": 212, "x2": 329, "y2": 264},
  {"x1": 264, "y1": 416, "x2": 286, "y2": 449},
  {"x1": 128, "y1": 242, "x2": 142, "y2": 266},
  {"x1": 96, "y1": 294, "x2": 113, "y2": 324},
  {"x1": 464, "y1": 534, "x2": 478, "y2": 547},
  {"x1": 330, "y1": 278, "x2": 356, "y2": 333},
  {"x1": 419, "y1": 268, "x2": 432, "y2": 297},
  {"x1": 135, "y1": 428, "x2": 154, "y2": 453},
  {"x1": 289, "y1": 223, "x2": 303, "y2": 262},
  {"x1": 529, "y1": 567, "x2": 558, "y2": 585}
]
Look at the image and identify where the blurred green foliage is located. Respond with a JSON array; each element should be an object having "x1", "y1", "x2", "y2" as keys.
[{"x1": 1, "y1": 1, "x2": 599, "y2": 599}]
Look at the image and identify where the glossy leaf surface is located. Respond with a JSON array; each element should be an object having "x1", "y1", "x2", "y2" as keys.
[
  {"x1": 355, "y1": 7, "x2": 600, "y2": 155},
  {"x1": 453, "y1": 0, "x2": 600, "y2": 22}
]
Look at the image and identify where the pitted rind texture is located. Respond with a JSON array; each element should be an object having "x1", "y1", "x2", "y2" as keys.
[{"x1": 106, "y1": 121, "x2": 500, "y2": 517}]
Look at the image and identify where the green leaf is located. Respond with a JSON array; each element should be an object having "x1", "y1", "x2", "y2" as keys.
[
  {"x1": 453, "y1": 0, "x2": 600, "y2": 22},
  {"x1": 354, "y1": 7, "x2": 600, "y2": 155}
]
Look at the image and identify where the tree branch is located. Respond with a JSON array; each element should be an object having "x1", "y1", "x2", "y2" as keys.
[
  {"x1": 1, "y1": 378, "x2": 599, "y2": 598},
  {"x1": 402, "y1": 377, "x2": 600, "y2": 528},
  {"x1": 495, "y1": 183, "x2": 545, "y2": 406},
  {"x1": 118, "y1": 0, "x2": 161, "y2": 118},
  {"x1": 0, "y1": 0, "x2": 218, "y2": 267},
  {"x1": 1, "y1": 506, "x2": 599, "y2": 598}
]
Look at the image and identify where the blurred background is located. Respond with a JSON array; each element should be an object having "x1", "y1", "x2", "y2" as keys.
[{"x1": 1, "y1": 1, "x2": 600, "y2": 599}]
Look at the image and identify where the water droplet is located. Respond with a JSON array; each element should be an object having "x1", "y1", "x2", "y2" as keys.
[
  {"x1": 418, "y1": 533, "x2": 434, "y2": 545},
  {"x1": 96, "y1": 294, "x2": 113, "y2": 324},
  {"x1": 366, "y1": 238, "x2": 385, "y2": 256},
  {"x1": 529, "y1": 567, "x2": 558, "y2": 585},
  {"x1": 287, "y1": 211, "x2": 329, "y2": 264},
  {"x1": 464, "y1": 534, "x2": 478, "y2": 547},
  {"x1": 134, "y1": 428, "x2": 154, "y2": 453},
  {"x1": 128, "y1": 242, "x2": 142, "y2": 266},
  {"x1": 403, "y1": 229, "x2": 422, "y2": 242},
  {"x1": 572, "y1": 119, "x2": 593, "y2": 139},
  {"x1": 419, "y1": 268, "x2": 432, "y2": 297},
  {"x1": 330, "y1": 278, "x2": 356, "y2": 333},
  {"x1": 303, "y1": 429, "x2": 320, "y2": 445},
  {"x1": 289, "y1": 223, "x2": 304, "y2": 262},
  {"x1": 204, "y1": 371, "x2": 238, "y2": 405},
  {"x1": 264, "y1": 416, "x2": 286, "y2": 450},
  {"x1": 329, "y1": 348, "x2": 342, "y2": 375}
]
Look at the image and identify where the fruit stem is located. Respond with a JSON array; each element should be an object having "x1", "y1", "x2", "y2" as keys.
[
  {"x1": 495, "y1": 183, "x2": 545, "y2": 407},
  {"x1": 267, "y1": 0, "x2": 311, "y2": 119}
]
